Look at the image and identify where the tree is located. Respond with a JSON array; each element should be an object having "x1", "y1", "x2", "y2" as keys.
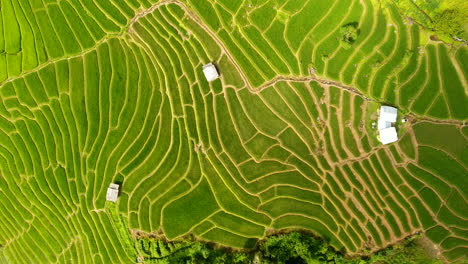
[
  {"x1": 132, "y1": 232, "x2": 444, "y2": 264},
  {"x1": 432, "y1": 9, "x2": 465, "y2": 37},
  {"x1": 339, "y1": 23, "x2": 359, "y2": 50},
  {"x1": 259, "y1": 232, "x2": 331, "y2": 264}
]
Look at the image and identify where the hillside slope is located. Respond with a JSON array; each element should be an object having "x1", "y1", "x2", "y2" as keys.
[{"x1": 0, "y1": 0, "x2": 466, "y2": 263}]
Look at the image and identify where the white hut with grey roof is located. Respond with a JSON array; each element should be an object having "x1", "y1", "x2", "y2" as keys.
[
  {"x1": 377, "y1": 105, "x2": 399, "y2": 144},
  {"x1": 202, "y1": 63, "x2": 219, "y2": 82},
  {"x1": 379, "y1": 106, "x2": 398, "y2": 123},
  {"x1": 378, "y1": 127, "x2": 398, "y2": 145},
  {"x1": 106, "y1": 183, "x2": 120, "y2": 202}
]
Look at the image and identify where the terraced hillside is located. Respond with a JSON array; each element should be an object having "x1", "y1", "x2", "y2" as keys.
[{"x1": 0, "y1": 0, "x2": 466, "y2": 263}]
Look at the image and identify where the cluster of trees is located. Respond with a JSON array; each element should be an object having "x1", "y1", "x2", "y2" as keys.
[
  {"x1": 134, "y1": 238, "x2": 250, "y2": 263},
  {"x1": 339, "y1": 23, "x2": 359, "y2": 50},
  {"x1": 387, "y1": 0, "x2": 467, "y2": 42},
  {"x1": 133, "y1": 232, "x2": 444, "y2": 264},
  {"x1": 431, "y1": 9, "x2": 466, "y2": 39}
]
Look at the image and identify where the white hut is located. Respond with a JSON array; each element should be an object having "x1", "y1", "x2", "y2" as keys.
[
  {"x1": 202, "y1": 63, "x2": 219, "y2": 82},
  {"x1": 377, "y1": 119, "x2": 392, "y2": 130},
  {"x1": 106, "y1": 183, "x2": 120, "y2": 202},
  {"x1": 379, "y1": 127, "x2": 398, "y2": 144},
  {"x1": 377, "y1": 105, "x2": 399, "y2": 144},
  {"x1": 379, "y1": 106, "x2": 397, "y2": 123}
]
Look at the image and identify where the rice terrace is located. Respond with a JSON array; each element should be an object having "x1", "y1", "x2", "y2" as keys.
[{"x1": 0, "y1": 0, "x2": 466, "y2": 263}]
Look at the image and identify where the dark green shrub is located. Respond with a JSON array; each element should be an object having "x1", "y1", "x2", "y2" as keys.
[{"x1": 339, "y1": 23, "x2": 359, "y2": 49}]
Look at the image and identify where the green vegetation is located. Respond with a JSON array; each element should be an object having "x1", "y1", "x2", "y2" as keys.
[
  {"x1": 387, "y1": 0, "x2": 468, "y2": 41},
  {"x1": 123, "y1": 231, "x2": 443, "y2": 264},
  {"x1": 134, "y1": 238, "x2": 250, "y2": 264},
  {"x1": 106, "y1": 202, "x2": 138, "y2": 260},
  {"x1": 0, "y1": 0, "x2": 466, "y2": 263},
  {"x1": 432, "y1": 9, "x2": 465, "y2": 38},
  {"x1": 339, "y1": 23, "x2": 359, "y2": 50}
]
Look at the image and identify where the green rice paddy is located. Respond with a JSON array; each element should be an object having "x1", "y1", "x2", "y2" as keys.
[{"x1": 0, "y1": 0, "x2": 466, "y2": 263}]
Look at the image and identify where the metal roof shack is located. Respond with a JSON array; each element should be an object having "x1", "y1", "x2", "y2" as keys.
[
  {"x1": 377, "y1": 105, "x2": 399, "y2": 145},
  {"x1": 106, "y1": 183, "x2": 120, "y2": 202},
  {"x1": 202, "y1": 63, "x2": 219, "y2": 82},
  {"x1": 377, "y1": 119, "x2": 392, "y2": 130},
  {"x1": 379, "y1": 106, "x2": 397, "y2": 123},
  {"x1": 378, "y1": 127, "x2": 398, "y2": 145}
]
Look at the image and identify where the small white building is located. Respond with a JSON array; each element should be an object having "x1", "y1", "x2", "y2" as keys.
[
  {"x1": 377, "y1": 119, "x2": 392, "y2": 130},
  {"x1": 377, "y1": 105, "x2": 399, "y2": 144},
  {"x1": 202, "y1": 63, "x2": 219, "y2": 82},
  {"x1": 379, "y1": 127, "x2": 398, "y2": 144},
  {"x1": 379, "y1": 106, "x2": 398, "y2": 123},
  {"x1": 106, "y1": 183, "x2": 120, "y2": 202}
]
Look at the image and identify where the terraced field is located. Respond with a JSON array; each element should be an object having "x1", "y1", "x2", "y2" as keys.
[{"x1": 0, "y1": 0, "x2": 466, "y2": 263}]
